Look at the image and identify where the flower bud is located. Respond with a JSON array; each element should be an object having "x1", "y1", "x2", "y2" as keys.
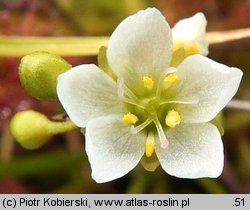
[
  {"x1": 19, "y1": 51, "x2": 72, "y2": 100},
  {"x1": 10, "y1": 110, "x2": 76, "y2": 149}
]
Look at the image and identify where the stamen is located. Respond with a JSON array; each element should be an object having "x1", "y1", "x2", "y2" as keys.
[
  {"x1": 145, "y1": 132, "x2": 156, "y2": 157},
  {"x1": 130, "y1": 118, "x2": 153, "y2": 135},
  {"x1": 164, "y1": 73, "x2": 178, "y2": 84},
  {"x1": 143, "y1": 76, "x2": 154, "y2": 89},
  {"x1": 118, "y1": 77, "x2": 145, "y2": 109},
  {"x1": 165, "y1": 109, "x2": 181, "y2": 128},
  {"x1": 153, "y1": 118, "x2": 169, "y2": 149},
  {"x1": 122, "y1": 112, "x2": 138, "y2": 125},
  {"x1": 159, "y1": 96, "x2": 199, "y2": 106},
  {"x1": 156, "y1": 67, "x2": 177, "y2": 98}
]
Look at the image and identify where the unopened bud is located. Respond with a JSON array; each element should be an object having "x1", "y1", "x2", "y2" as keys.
[
  {"x1": 10, "y1": 110, "x2": 76, "y2": 149},
  {"x1": 19, "y1": 51, "x2": 72, "y2": 100}
]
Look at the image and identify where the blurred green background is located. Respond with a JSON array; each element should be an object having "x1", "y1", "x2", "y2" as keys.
[{"x1": 0, "y1": 0, "x2": 250, "y2": 193}]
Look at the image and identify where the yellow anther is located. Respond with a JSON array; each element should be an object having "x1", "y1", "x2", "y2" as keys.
[
  {"x1": 165, "y1": 109, "x2": 181, "y2": 128},
  {"x1": 143, "y1": 76, "x2": 154, "y2": 89},
  {"x1": 164, "y1": 73, "x2": 178, "y2": 85},
  {"x1": 186, "y1": 43, "x2": 199, "y2": 55},
  {"x1": 145, "y1": 132, "x2": 156, "y2": 157},
  {"x1": 122, "y1": 112, "x2": 138, "y2": 125},
  {"x1": 173, "y1": 41, "x2": 199, "y2": 56}
]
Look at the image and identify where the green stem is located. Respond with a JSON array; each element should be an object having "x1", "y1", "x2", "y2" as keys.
[
  {"x1": 226, "y1": 99, "x2": 250, "y2": 111},
  {"x1": 48, "y1": 120, "x2": 77, "y2": 135},
  {"x1": 1, "y1": 28, "x2": 249, "y2": 57},
  {"x1": 0, "y1": 123, "x2": 14, "y2": 162},
  {"x1": 0, "y1": 36, "x2": 108, "y2": 57}
]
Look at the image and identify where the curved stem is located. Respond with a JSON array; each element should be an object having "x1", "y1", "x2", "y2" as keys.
[
  {"x1": 207, "y1": 28, "x2": 250, "y2": 45},
  {"x1": 0, "y1": 28, "x2": 249, "y2": 57},
  {"x1": 0, "y1": 36, "x2": 108, "y2": 57},
  {"x1": 226, "y1": 99, "x2": 250, "y2": 111},
  {"x1": 48, "y1": 120, "x2": 77, "y2": 135}
]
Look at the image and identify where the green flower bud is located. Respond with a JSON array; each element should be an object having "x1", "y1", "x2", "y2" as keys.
[
  {"x1": 10, "y1": 110, "x2": 77, "y2": 149},
  {"x1": 19, "y1": 51, "x2": 72, "y2": 100}
]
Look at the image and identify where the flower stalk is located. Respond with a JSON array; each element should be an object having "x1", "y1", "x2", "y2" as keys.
[
  {"x1": 226, "y1": 99, "x2": 250, "y2": 111},
  {"x1": 0, "y1": 36, "x2": 109, "y2": 57},
  {"x1": 206, "y1": 28, "x2": 250, "y2": 44},
  {"x1": 0, "y1": 28, "x2": 249, "y2": 57}
]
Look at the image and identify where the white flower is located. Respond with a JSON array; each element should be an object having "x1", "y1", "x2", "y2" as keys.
[
  {"x1": 172, "y1": 12, "x2": 209, "y2": 56},
  {"x1": 57, "y1": 8, "x2": 242, "y2": 183}
]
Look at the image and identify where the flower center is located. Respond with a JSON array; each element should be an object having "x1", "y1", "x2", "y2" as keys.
[{"x1": 118, "y1": 73, "x2": 198, "y2": 157}]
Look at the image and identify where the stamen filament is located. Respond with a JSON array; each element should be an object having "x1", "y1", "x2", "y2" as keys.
[
  {"x1": 117, "y1": 77, "x2": 138, "y2": 100},
  {"x1": 159, "y1": 96, "x2": 199, "y2": 106},
  {"x1": 130, "y1": 118, "x2": 153, "y2": 135},
  {"x1": 117, "y1": 77, "x2": 142, "y2": 105},
  {"x1": 122, "y1": 98, "x2": 146, "y2": 110},
  {"x1": 153, "y1": 118, "x2": 169, "y2": 149}
]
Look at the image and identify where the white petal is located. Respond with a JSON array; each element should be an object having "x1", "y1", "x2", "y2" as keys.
[
  {"x1": 85, "y1": 114, "x2": 145, "y2": 183},
  {"x1": 172, "y1": 13, "x2": 209, "y2": 55},
  {"x1": 57, "y1": 64, "x2": 124, "y2": 127},
  {"x1": 107, "y1": 8, "x2": 172, "y2": 95},
  {"x1": 156, "y1": 123, "x2": 223, "y2": 178},
  {"x1": 174, "y1": 55, "x2": 242, "y2": 123}
]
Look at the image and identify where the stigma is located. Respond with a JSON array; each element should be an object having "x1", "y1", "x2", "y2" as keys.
[
  {"x1": 122, "y1": 112, "x2": 138, "y2": 125},
  {"x1": 143, "y1": 76, "x2": 154, "y2": 89},
  {"x1": 165, "y1": 109, "x2": 181, "y2": 128}
]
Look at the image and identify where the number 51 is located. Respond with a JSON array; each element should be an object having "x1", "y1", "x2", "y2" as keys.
[{"x1": 234, "y1": 198, "x2": 245, "y2": 207}]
